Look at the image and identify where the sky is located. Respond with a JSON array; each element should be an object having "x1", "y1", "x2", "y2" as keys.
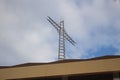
[{"x1": 0, "y1": 0, "x2": 120, "y2": 66}]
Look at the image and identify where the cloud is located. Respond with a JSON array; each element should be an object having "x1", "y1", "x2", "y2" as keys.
[
  {"x1": 0, "y1": 0, "x2": 59, "y2": 66},
  {"x1": 57, "y1": 0, "x2": 120, "y2": 58},
  {"x1": 0, "y1": 0, "x2": 120, "y2": 66}
]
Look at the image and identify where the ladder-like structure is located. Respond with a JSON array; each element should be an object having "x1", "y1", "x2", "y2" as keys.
[{"x1": 47, "y1": 16, "x2": 76, "y2": 60}]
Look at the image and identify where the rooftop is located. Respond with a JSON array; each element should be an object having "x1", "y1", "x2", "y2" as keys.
[{"x1": 1, "y1": 55, "x2": 120, "y2": 68}]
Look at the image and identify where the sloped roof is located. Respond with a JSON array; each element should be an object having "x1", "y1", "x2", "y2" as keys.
[
  {"x1": 0, "y1": 55, "x2": 120, "y2": 80},
  {"x1": 0, "y1": 55, "x2": 120, "y2": 68}
]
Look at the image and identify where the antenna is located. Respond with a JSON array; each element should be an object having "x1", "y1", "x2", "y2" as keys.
[{"x1": 47, "y1": 16, "x2": 76, "y2": 60}]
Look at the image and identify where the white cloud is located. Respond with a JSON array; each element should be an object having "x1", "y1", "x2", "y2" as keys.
[
  {"x1": 0, "y1": 0, "x2": 59, "y2": 66},
  {"x1": 0, "y1": 0, "x2": 120, "y2": 66},
  {"x1": 57, "y1": 0, "x2": 120, "y2": 58}
]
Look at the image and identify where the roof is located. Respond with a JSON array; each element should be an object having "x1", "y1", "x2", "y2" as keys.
[
  {"x1": 0, "y1": 55, "x2": 120, "y2": 80},
  {"x1": 0, "y1": 55, "x2": 120, "y2": 68}
]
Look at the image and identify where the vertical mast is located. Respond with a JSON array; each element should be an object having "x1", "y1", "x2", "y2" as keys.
[{"x1": 58, "y1": 21, "x2": 65, "y2": 60}]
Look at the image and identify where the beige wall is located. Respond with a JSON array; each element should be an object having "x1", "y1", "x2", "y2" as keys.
[{"x1": 0, "y1": 58, "x2": 120, "y2": 80}]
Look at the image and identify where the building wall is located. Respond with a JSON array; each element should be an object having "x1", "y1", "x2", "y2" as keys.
[
  {"x1": 0, "y1": 58, "x2": 120, "y2": 80},
  {"x1": 14, "y1": 72, "x2": 120, "y2": 80}
]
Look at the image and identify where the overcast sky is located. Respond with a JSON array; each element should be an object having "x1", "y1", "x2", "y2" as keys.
[{"x1": 0, "y1": 0, "x2": 120, "y2": 66}]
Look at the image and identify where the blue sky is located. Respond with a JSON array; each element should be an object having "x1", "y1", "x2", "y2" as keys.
[{"x1": 0, "y1": 0, "x2": 120, "y2": 66}]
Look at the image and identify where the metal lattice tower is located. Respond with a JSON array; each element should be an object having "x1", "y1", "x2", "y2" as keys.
[
  {"x1": 47, "y1": 16, "x2": 76, "y2": 60},
  {"x1": 58, "y1": 21, "x2": 65, "y2": 59}
]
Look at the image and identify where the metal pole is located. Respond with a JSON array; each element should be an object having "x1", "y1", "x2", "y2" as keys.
[{"x1": 58, "y1": 21, "x2": 65, "y2": 60}]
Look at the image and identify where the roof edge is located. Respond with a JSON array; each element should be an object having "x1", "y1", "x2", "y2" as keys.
[{"x1": 0, "y1": 55, "x2": 120, "y2": 69}]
